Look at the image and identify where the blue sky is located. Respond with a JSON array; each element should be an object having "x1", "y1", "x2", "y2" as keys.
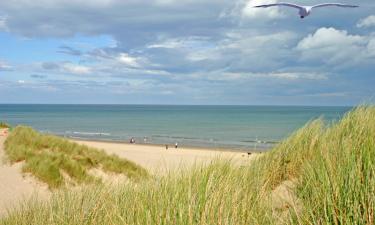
[{"x1": 0, "y1": 0, "x2": 374, "y2": 105}]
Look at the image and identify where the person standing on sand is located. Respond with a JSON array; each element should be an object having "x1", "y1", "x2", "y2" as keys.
[
  {"x1": 175, "y1": 142, "x2": 178, "y2": 149},
  {"x1": 165, "y1": 145, "x2": 168, "y2": 150}
]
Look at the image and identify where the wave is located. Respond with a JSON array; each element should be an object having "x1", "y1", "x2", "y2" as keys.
[
  {"x1": 53, "y1": 131, "x2": 277, "y2": 151},
  {"x1": 65, "y1": 131, "x2": 111, "y2": 136},
  {"x1": 241, "y1": 140, "x2": 279, "y2": 144},
  {"x1": 151, "y1": 134, "x2": 213, "y2": 141}
]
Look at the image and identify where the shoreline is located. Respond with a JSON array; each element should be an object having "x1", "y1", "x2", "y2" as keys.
[{"x1": 68, "y1": 136, "x2": 271, "y2": 153}]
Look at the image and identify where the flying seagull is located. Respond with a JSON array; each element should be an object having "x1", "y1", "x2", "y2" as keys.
[{"x1": 254, "y1": 2, "x2": 359, "y2": 19}]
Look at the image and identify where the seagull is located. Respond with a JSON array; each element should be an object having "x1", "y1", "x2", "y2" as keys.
[{"x1": 254, "y1": 2, "x2": 359, "y2": 19}]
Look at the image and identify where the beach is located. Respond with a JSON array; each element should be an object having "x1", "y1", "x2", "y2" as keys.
[{"x1": 73, "y1": 140, "x2": 258, "y2": 174}]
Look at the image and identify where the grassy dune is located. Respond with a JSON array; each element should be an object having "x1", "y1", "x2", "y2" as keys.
[
  {"x1": 4, "y1": 126, "x2": 149, "y2": 188},
  {"x1": 1, "y1": 106, "x2": 374, "y2": 224},
  {"x1": 0, "y1": 122, "x2": 10, "y2": 128}
]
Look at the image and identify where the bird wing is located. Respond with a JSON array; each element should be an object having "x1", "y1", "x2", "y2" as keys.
[
  {"x1": 312, "y1": 3, "x2": 359, "y2": 9},
  {"x1": 253, "y1": 2, "x2": 304, "y2": 10}
]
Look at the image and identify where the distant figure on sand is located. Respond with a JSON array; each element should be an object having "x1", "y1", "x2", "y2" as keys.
[
  {"x1": 130, "y1": 137, "x2": 135, "y2": 144},
  {"x1": 165, "y1": 145, "x2": 168, "y2": 150},
  {"x1": 175, "y1": 142, "x2": 178, "y2": 149}
]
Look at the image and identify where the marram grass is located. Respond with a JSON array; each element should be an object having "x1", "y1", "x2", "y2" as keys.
[
  {"x1": 0, "y1": 122, "x2": 10, "y2": 128},
  {"x1": 4, "y1": 126, "x2": 149, "y2": 188},
  {"x1": 1, "y1": 106, "x2": 375, "y2": 224}
]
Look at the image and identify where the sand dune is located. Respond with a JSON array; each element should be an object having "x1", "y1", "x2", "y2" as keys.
[{"x1": 0, "y1": 129, "x2": 50, "y2": 216}]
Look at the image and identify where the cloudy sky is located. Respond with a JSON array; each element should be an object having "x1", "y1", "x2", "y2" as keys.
[{"x1": 0, "y1": 0, "x2": 374, "y2": 105}]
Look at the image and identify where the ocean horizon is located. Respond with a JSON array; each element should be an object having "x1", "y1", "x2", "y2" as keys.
[{"x1": 0, "y1": 104, "x2": 352, "y2": 151}]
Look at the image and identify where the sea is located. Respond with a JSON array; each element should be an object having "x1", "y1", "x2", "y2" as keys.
[{"x1": 0, "y1": 105, "x2": 351, "y2": 152}]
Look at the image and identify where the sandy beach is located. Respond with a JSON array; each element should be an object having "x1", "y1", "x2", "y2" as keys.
[{"x1": 73, "y1": 140, "x2": 258, "y2": 174}]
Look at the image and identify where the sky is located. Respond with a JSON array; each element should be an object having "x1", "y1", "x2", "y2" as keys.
[{"x1": 0, "y1": 0, "x2": 374, "y2": 105}]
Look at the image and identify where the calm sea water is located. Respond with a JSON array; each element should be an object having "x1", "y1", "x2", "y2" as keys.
[{"x1": 0, "y1": 105, "x2": 351, "y2": 151}]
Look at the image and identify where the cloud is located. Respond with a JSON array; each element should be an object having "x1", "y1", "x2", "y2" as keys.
[
  {"x1": 211, "y1": 30, "x2": 298, "y2": 71},
  {"x1": 297, "y1": 28, "x2": 364, "y2": 50},
  {"x1": 42, "y1": 62, "x2": 60, "y2": 70},
  {"x1": 296, "y1": 27, "x2": 374, "y2": 66},
  {"x1": 86, "y1": 48, "x2": 149, "y2": 69},
  {"x1": 194, "y1": 71, "x2": 327, "y2": 82},
  {"x1": 142, "y1": 30, "x2": 299, "y2": 75},
  {"x1": 0, "y1": 0, "x2": 232, "y2": 46},
  {"x1": 116, "y1": 53, "x2": 141, "y2": 68},
  {"x1": 0, "y1": 61, "x2": 12, "y2": 71},
  {"x1": 241, "y1": 0, "x2": 284, "y2": 20},
  {"x1": 1, "y1": 0, "x2": 375, "y2": 105},
  {"x1": 63, "y1": 64, "x2": 91, "y2": 74},
  {"x1": 357, "y1": 15, "x2": 375, "y2": 28},
  {"x1": 0, "y1": 17, "x2": 7, "y2": 30},
  {"x1": 147, "y1": 36, "x2": 211, "y2": 49},
  {"x1": 30, "y1": 74, "x2": 47, "y2": 79},
  {"x1": 57, "y1": 45, "x2": 82, "y2": 56},
  {"x1": 267, "y1": 72, "x2": 327, "y2": 80},
  {"x1": 41, "y1": 62, "x2": 91, "y2": 75}
]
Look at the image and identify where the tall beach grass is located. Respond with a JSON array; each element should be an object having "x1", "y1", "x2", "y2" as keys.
[
  {"x1": 1, "y1": 106, "x2": 374, "y2": 224},
  {"x1": 0, "y1": 122, "x2": 10, "y2": 128}
]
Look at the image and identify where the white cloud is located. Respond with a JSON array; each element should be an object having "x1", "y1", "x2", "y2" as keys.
[
  {"x1": 241, "y1": 0, "x2": 284, "y2": 20},
  {"x1": 191, "y1": 71, "x2": 327, "y2": 82},
  {"x1": 0, "y1": 17, "x2": 7, "y2": 30},
  {"x1": 297, "y1": 27, "x2": 364, "y2": 50},
  {"x1": 204, "y1": 30, "x2": 298, "y2": 70},
  {"x1": 267, "y1": 72, "x2": 327, "y2": 80},
  {"x1": 148, "y1": 36, "x2": 210, "y2": 49},
  {"x1": 367, "y1": 39, "x2": 375, "y2": 57},
  {"x1": 117, "y1": 53, "x2": 141, "y2": 68},
  {"x1": 62, "y1": 63, "x2": 91, "y2": 75},
  {"x1": 357, "y1": 15, "x2": 375, "y2": 28},
  {"x1": 0, "y1": 61, "x2": 11, "y2": 71},
  {"x1": 296, "y1": 27, "x2": 374, "y2": 66},
  {"x1": 89, "y1": 50, "x2": 144, "y2": 68}
]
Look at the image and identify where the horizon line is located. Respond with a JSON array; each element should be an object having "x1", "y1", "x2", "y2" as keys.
[{"x1": 0, "y1": 103, "x2": 355, "y2": 107}]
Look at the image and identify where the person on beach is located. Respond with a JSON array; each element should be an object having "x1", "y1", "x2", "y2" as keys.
[
  {"x1": 130, "y1": 137, "x2": 135, "y2": 144},
  {"x1": 165, "y1": 145, "x2": 168, "y2": 150},
  {"x1": 175, "y1": 142, "x2": 178, "y2": 149}
]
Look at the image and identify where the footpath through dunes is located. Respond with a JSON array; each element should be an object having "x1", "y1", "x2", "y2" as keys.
[
  {"x1": 74, "y1": 140, "x2": 259, "y2": 174},
  {"x1": 0, "y1": 129, "x2": 49, "y2": 216}
]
